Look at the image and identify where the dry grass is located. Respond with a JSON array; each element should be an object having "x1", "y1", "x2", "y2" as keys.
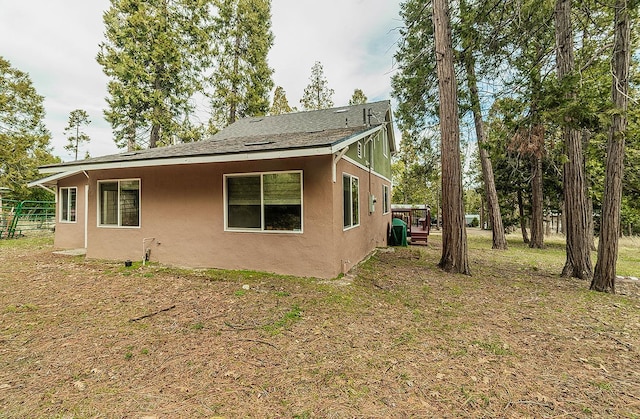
[{"x1": 0, "y1": 232, "x2": 639, "y2": 418}]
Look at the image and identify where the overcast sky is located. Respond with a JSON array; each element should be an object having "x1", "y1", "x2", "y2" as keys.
[{"x1": 0, "y1": 1, "x2": 402, "y2": 162}]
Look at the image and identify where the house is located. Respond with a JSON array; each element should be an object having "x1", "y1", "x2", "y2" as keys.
[{"x1": 30, "y1": 101, "x2": 396, "y2": 279}]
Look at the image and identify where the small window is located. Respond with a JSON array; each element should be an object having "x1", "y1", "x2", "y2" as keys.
[
  {"x1": 383, "y1": 184, "x2": 390, "y2": 214},
  {"x1": 343, "y1": 173, "x2": 359, "y2": 229},
  {"x1": 357, "y1": 141, "x2": 362, "y2": 158},
  {"x1": 382, "y1": 129, "x2": 389, "y2": 157},
  {"x1": 226, "y1": 171, "x2": 302, "y2": 232},
  {"x1": 59, "y1": 187, "x2": 77, "y2": 222},
  {"x1": 98, "y1": 179, "x2": 140, "y2": 227}
]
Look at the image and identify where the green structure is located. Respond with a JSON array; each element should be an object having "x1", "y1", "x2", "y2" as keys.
[
  {"x1": 390, "y1": 217, "x2": 408, "y2": 246},
  {"x1": 0, "y1": 199, "x2": 55, "y2": 239}
]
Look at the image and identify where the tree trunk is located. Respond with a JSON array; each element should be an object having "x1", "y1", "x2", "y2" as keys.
[
  {"x1": 529, "y1": 154, "x2": 544, "y2": 248},
  {"x1": 150, "y1": 123, "x2": 160, "y2": 149},
  {"x1": 460, "y1": 20, "x2": 507, "y2": 249},
  {"x1": 517, "y1": 189, "x2": 529, "y2": 243},
  {"x1": 229, "y1": 30, "x2": 241, "y2": 125},
  {"x1": 582, "y1": 129, "x2": 597, "y2": 250},
  {"x1": 433, "y1": 0, "x2": 470, "y2": 275},
  {"x1": 127, "y1": 119, "x2": 136, "y2": 152},
  {"x1": 591, "y1": 0, "x2": 630, "y2": 293},
  {"x1": 555, "y1": 0, "x2": 592, "y2": 279}
]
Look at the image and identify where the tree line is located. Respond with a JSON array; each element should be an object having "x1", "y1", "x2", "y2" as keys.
[
  {"x1": 391, "y1": 0, "x2": 638, "y2": 292},
  {"x1": 0, "y1": 0, "x2": 368, "y2": 201}
]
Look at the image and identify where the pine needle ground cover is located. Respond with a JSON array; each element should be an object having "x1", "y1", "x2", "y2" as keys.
[{"x1": 0, "y1": 232, "x2": 638, "y2": 417}]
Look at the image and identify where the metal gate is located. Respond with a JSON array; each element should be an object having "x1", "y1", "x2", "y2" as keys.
[{"x1": 0, "y1": 199, "x2": 56, "y2": 239}]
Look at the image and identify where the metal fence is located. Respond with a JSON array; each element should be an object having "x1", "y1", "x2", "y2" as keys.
[{"x1": 0, "y1": 199, "x2": 56, "y2": 239}]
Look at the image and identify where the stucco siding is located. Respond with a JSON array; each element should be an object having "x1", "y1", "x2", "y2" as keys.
[
  {"x1": 54, "y1": 174, "x2": 88, "y2": 249},
  {"x1": 334, "y1": 159, "x2": 392, "y2": 274},
  {"x1": 82, "y1": 156, "x2": 339, "y2": 278}
]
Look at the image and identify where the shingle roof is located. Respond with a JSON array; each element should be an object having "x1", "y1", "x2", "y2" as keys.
[
  {"x1": 212, "y1": 100, "x2": 391, "y2": 139},
  {"x1": 40, "y1": 100, "x2": 392, "y2": 171}
]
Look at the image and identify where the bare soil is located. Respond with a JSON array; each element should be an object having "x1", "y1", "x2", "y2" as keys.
[{"x1": 0, "y1": 233, "x2": 639, "y2": 418}]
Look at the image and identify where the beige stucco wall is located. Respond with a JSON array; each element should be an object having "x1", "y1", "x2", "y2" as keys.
[
  {"x1": 334, "y1": 159, "x2": 392, "y2": 275},
  {"x1": 55, "y1": 155, "x2": 391, "y2": 279},
  {"x1": 55, "y1": 174, "x2": 88, "y2": 249}
]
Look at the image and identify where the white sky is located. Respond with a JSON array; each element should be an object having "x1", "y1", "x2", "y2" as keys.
[{"x1": 0, "y1": 0, "x2": 402, "y2": 161}]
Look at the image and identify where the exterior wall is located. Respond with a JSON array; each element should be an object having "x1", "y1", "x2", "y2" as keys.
[
  {"x1": 80, "y1": 156, "x2": 340, "y2": 278},
  {"x1": 344, "y1": 130, "x2": 392, "y2": 180},
  {"x1": 53, "y1": 153, "x2": 392, "y2": 278},
  {"x1": 54, "y1": 174, "x2": 88, "y2": 249},
  {"x1": 333, "y1": 158, "x2": 392, "y2": 274}
]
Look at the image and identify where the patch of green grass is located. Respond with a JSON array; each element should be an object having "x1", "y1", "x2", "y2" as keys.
[
  {"x1": 393, "y1": 331, "x2": 415, "y2": 346},
  {"x1": 323, "y1": 292, "x2": 355, "y2": 308},
  {"x1": 472, "y1": 339, "x2": 513, "y2": 356},
  {"x1": 5, "y1": 303, "x2": 38, "y2": 313},
  {"x1": 448, "y1": 284, "x2": 463, "y2": 296},
  {"x1": 233, "y1": 289, "x2": 247, "y2": 297},
  {"x1": 190, "y1": 322, "x2": 204, "y2": 330},
  {"x1": 263, "y1": 305, "x2": 302, "y2": 335},
  {"x1": 590, "y1": 380, "x2": 612, "y2": 391},
  {"x1": 0, "y1": 234, "x2": 53, "y2": 249}
]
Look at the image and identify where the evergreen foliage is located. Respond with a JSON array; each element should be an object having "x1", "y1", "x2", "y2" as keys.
[
  {"x1": 63, "y1": 109, "x2": 91, "y2": 161},
  {"x1": 0, "y1": 57, "x2": 58, "y2": 200},
  {"x1": 348, "y1": 88, "x2": 368, "y2": 105},
  {"x1": 300, "y1": 61, "x2": 334, "y2": 110},
  {"x1": 97, "y1": 0, "x2": 215, "y2": 149},
  {"x1": 210, "y1": 0, "x2": 274, "y2": 128},
  {"x1": 269, "y1": 86, "x2": 293, "y2": 115}
]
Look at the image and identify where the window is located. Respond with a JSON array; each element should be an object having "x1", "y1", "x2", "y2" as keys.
[
  {"x1": 98, "y1": 179, "x2": 140, "y2": 227},
  {"x1": 383, "y1": 184, "x2": 390, "y2": 214},
  {"x1": 343, "y1": 174, "x2": 359, "y2": 229},
  {"x1": 382, "y1": 129, "x2": 389, "y2": 157},
  {"x1": 226, "y1": 171, "x2": 302, "y2": 232},
  {"x1": 60, "y1": 187, "x2": 77, "y2": 222}
]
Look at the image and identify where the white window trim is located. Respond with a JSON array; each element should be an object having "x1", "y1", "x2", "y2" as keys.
[
  {"x1": 59, "y1": 187, "x2": 77, "y2": 223},
  {"x1": 342, "y1": 173, "x2": 360, "y2": 231},
  {"x1": 97, "y1": 178, "x2": 141, "y2": 229},
  {"x1": 223, "y1": 170, "x2": 304, "y2": 234},
  {"x1": 383, "y1": 184, "x2": 390, "y2": 215}
]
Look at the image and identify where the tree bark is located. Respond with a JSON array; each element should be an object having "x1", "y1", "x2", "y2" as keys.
[
  {"x1": 517, "y1": 189, "x2": 529, "y2": 243},
  {"x1": 582, "y1": 129, "x2": 597, "y2": 250},
  {"x1": 529, "y1": 154, "x2": 544, "y2": 248},
  {"x1": 460, "y1": 23, "x2": 507, "y2": 249},
  {"x1": 591, "y1": 0, "x2": 630, "y2": 293},
  {"x1": 127, "y1": 119, "x2": 136, "y2": 152},
  {"x1": 433, "y1": 0, "x2": 470, "y2": 275},
  {"x1": 229, "y1": 31, "x2": 241, "y2": 125},
  {"x1": 150, "y1": 123, "x2": 160, "y2": 148},
  {"x1": 555, "y1": 0, "x2": 593, "y2": 279}
]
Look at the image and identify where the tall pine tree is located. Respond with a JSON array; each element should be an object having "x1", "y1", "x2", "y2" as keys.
[
  {"x1": 591, "y1": 0, "x2": 633, "y2": 293},
  {"x1": 210, "y1": 0, "x2": 274, "y2": 128},
  {"x1": 0, "y1": 57, "x2": 58, "y2": 200},
  {"x1": 269, "y1": 86, "x2": 293, "y2": 115},
  {"x1": 433, "y1": 0, "x2": 470, "y2": 274},
  {"x1": 97, "y1": 0, "x2": 214, "y2": 149},
  {"x1": 63, "y1": 109, "x2": 91, "y2": 161},
  {"x1": 300, "y1": 61, "x2": 334, "y2": 110}
]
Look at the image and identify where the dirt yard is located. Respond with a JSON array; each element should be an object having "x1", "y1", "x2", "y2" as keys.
[{"x1": 0, "y1": 233, "x2": 639, "y2": 418}]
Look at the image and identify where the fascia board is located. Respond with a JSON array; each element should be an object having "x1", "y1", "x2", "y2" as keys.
[
  {"x1": 39, "y1": 146, "x2": 335, "y2": 174},
  {"x1": 27, "y1": 170, "x2": 83, "y2": 187},
  {"x1": 330, "y1": 125, "x2": 382, "y2": 154}
]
